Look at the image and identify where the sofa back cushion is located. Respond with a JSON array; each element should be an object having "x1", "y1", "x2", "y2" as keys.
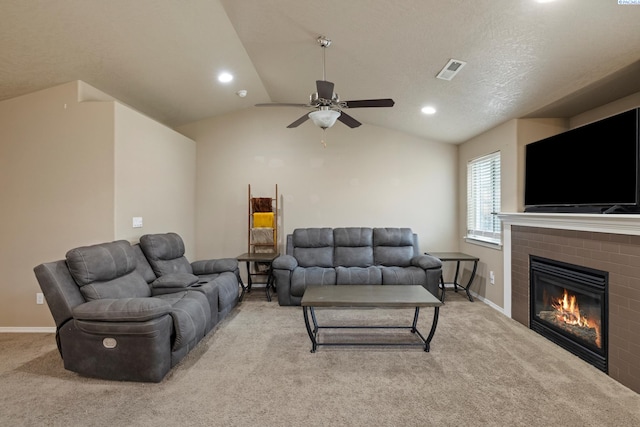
[
  {"x1": 373, "y1": 228, "x2": 416, "y2": 267},
  {"x1": 66, "y1": 240, "x2": 151, "y2": 301},
  {"x1": 139, "y1": 232, "x2": 194, "y2": 276},
  {"x1": 132, "y1": 243, "x2": 157, "y2": 283},
  {"x1": 333, "y1": 227, "x2": 374, "y2": 267},
  {"x1": 292, "y1": 228, "x2": 334, "y2": 268}
]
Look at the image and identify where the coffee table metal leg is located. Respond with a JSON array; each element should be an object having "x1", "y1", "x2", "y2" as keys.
[
  {"x1": 410, "y1": 307, "x2": 420, "y2": 333},
  {"x1": 303, "y1": 306, "x2": 318, "y2": 353},
  {"x1": 424, "y1": 306, "x2": 440, "y2": 352}
]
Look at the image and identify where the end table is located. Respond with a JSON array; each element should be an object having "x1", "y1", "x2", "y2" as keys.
[
  {"x1": 427, "y1": 252, "x2": 479, "y2": 302},
  {"x1": 236, "y1": 252, "x2": 279, "y2": 301}
]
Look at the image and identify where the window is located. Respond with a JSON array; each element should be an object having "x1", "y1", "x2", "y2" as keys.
[{"x1": 467, "y1": 151, "x2": 501, "y2": 246}]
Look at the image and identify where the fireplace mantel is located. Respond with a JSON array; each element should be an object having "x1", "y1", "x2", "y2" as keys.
[{"x1": 498, "y1": 212, "x2": 640, "y2": 236}]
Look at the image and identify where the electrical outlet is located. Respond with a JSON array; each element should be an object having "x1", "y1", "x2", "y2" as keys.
[
  {"x1": 36, "y1": 293, "x2": 44, "y2": 305},
  {"x1": 489, "y1": 271, "x2": 495, "y2": 285},
  {"x1": 132, "y1": 217, "x2": 143, "y2": 228}
]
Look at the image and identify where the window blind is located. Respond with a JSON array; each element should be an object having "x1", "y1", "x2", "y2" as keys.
[{"x1": 467, "y1": 151, "x2": 501, "y2": 245}]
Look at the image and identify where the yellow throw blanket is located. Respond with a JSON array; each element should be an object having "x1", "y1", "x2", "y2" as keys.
[{"x1": 253, "y1": 212, "x2": 274, "y2": 228}]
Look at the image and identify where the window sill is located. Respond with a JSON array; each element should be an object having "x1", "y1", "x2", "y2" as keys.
[{"x1": 465, "y1": 237, "x2": 503, "y2": 251}]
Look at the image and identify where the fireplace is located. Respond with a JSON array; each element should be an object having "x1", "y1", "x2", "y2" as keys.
[{"x1": 529, "y1": 256, "x2": 608, "y2": 372}]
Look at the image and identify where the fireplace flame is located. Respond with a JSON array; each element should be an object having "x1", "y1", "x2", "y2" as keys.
[{"x1": 551, "y1": 289, "x2": 601, "y2": 348}]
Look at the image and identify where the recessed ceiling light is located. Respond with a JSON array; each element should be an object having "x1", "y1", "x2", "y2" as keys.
[
  {"x1": 421, "y1": 106, "x2": 436, "y2": 115},
  {"x1": 218, "y1": 72, "x2": 233, "y2": 83}
]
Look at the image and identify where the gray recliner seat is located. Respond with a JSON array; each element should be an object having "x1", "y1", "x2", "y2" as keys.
[{"x1": 139, "y1": 232, "x2": 240, "y2": 326}]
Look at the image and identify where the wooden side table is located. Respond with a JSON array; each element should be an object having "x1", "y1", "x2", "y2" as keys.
[
  {"x1": 427, "y1": 252, "x2": 479, "y2": 302},
  {"x1": 236, "y1": 252, "x2": 279, "y2": 301}
]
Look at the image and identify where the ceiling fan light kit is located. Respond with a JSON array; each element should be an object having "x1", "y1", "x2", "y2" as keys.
[
  {"x1": 308, "y1": 109, "x2": 341, "y2": 129},
  {"x1": 255, "y1": 35, "x2": 394, "y2": 133}
]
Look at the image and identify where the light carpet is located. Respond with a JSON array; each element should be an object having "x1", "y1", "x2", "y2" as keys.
[{"x1": 1, "y1": 290, "x2": 639, "y2": 427}]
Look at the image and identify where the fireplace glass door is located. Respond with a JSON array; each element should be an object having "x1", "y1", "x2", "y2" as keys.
[{"x1": 529, "y1": 256, "x2": 608, "y2": 372}]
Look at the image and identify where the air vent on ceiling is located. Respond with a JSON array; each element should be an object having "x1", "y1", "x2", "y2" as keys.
[{"x1": 436, "y1": 59, "x2": 467, "y2": 81}]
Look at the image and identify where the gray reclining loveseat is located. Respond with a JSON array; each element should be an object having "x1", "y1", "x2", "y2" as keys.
[
  {"x1": 33, "y1": 232, "x2": 240, "y2": 382},
  {"x1": 272, "y1": 227, "x2": 442, "y2": 306}
]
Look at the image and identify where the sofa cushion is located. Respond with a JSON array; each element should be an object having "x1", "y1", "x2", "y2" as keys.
[
  {"x1": 152, "y1": 273, "x2": 200, "y2": 289},
  {"x1": 292, "y1": 228, "x2": 334, "y2": 248},
  {"x1": 292, "y1": 228, "x2": 334, "y2": 268},
  {"x1": 333, "y1": 227, "x2": 373, "y2": 246},
  {"x1": 294, "y1": 247, "x2": 333, "y2": 268},
  {"x1": 333, "y1": 227, "x2": 374, "y2": 267},
  {"x1": 155, "y1": 291, "x2": 210, "y2": 352},
  {"x1": 373, "y1": 228, "x2": 415, "y2": 267},
  {"x1": 290, "y1": 267, "x2": 336, "y2": 297},
  {"x1": 373, "y1": 228, "x2": 414, "y2": 247},
  {"x1": 66, "y1": 240, "x2": 151, "y2": 301},
  {"x1": 336, "y1": 266, "x2": 382, "y2": 285},
  {"x1": 139, "y1": 232, "x2": 193, "y2": 276},
  {"x1": 72, "y1": 298, "x2": 172, "y2": 322},
  {"x1": 381, "y1": 266, "x2": 427, "y2": 285},
  {"x1": 132, "y1": 243, "x2": 157, "y2": 283}
]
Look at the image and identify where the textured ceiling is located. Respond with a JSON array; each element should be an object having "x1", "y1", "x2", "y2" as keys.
[{"x1": 1, "y1": 0, "x2": 639, "y2": 144}]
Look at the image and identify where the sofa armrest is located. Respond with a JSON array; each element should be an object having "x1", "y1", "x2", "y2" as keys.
[
  {"x1": 72, "y1": 298, "x2": 172, "y2": 322},
  {"x1": 151, "y1": 273, "x2": 200, "y2": 289},
  {"x1": 191, "y1": 258, "x2": 238, "y2": 275},
  {"x1": 411, "y1": 254, "x2": 442, "y2": 270},
  {"x1": 272, "y1": 254, "x2": 298, "y2": 270}
]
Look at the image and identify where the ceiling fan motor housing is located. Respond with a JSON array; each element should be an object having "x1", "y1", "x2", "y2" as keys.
[{"x1": 310, "y1": 91, "x2": 339, "y2": 106}]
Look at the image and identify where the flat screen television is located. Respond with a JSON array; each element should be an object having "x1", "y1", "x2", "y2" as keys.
[{"x1": 524, "y1": 107, "x2": 640, "y2": 213}]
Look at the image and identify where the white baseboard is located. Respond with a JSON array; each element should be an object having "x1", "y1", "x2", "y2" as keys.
[
  {"x1": 0, "y1": 327, "x2": 56, "y2": 333},
  {"x1": 470, "y1": 290, "x2": 505, "y2": 315}
]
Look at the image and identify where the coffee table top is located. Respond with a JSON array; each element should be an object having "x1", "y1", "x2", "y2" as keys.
[{"x1": 301, "y1": 285, "x2": 442, "y2": 308}]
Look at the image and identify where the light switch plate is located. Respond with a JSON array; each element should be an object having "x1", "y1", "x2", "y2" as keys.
[{"x1": 132, "y1": 217, "x2": 143, "y2": 228}]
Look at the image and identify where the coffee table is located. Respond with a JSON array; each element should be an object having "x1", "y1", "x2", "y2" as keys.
[{"x1": 300, "y1": 285, "x2": 443, "y2": 353}]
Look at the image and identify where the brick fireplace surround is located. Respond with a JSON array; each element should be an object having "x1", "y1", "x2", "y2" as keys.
[{"x1": 499, "y1": 213, "x2": 640, "y2": 394}]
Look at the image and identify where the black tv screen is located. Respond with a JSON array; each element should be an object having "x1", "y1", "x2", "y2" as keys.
[{"x1": 524, "y1": 108, "x2": 639, "y2": 213}]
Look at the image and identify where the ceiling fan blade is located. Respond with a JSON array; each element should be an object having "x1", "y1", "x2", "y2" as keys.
[
  {"x1": 337, "y1": 112, "x2": 362, "y2": 128},
  {"x1": 287, "y1": 114, "x2": 310, "y2": 128},
  {"x1": 316, "y1": 80, "x2": 334, "y2": 100},
  {"x1": 255, "y1": 103, "x2": 308, "y2": 108},
  {"x1": 343, "y1": 99, "x2": 395, "y2": 108}
]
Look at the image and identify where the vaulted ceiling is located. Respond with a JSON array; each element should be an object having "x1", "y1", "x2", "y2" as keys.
[{"x1": 1, "y1": 0, "x2": 639, "y2": 144}]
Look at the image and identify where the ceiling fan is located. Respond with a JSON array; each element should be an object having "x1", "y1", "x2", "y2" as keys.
[{"x1": 255, "y1": 36, "x2": 395, "y2": 130}]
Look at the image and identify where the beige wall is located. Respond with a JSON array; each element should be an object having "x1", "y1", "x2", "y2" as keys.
[
  {"x1": 0, "y1": 81, "x2": 197, "y2": 328},
  {"x1": 0, "y1": 82, "x2": 115, "y2": 328},
  {"x1": 114, "y1": 104, "x2": 196, "y2": 258},
  {"x1": 457, "y1": 120, "x2": 517, "y2": 309},
  {"x1": 178, "y1": 107, "x2": 459, "y2": 277}
]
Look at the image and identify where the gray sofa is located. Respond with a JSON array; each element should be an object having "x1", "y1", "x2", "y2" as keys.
[
  {"x1": 33, "y1": 232, "x2": 240, "y2": 382},
  {"x1": 272, "y1": 227, "x2": 442, "y2": 306}
]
